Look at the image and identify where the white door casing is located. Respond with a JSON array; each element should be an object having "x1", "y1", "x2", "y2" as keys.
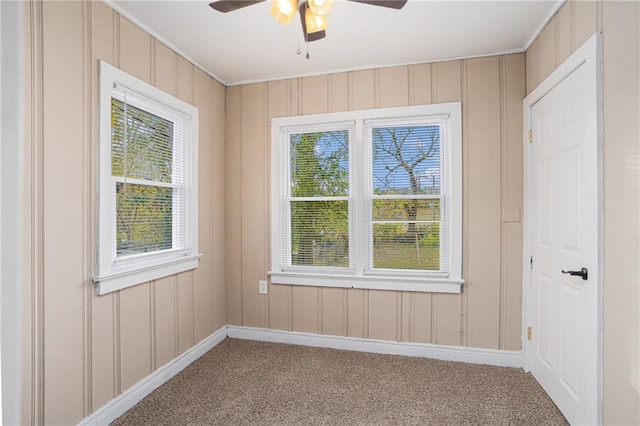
[{"x1": 523, "y1": 34, "x2": 602, "y2": 425}]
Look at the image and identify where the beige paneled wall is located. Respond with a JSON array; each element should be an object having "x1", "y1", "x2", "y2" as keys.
[
  {"x1": 22, "y1": 1, "x2": 226, "y2": 424},
  {"x1": 526, "y1": 1, "x2": 640, "y2": 424},
  {"x1": 226, "y1": 55, "x2": 525, "y2": 350}
]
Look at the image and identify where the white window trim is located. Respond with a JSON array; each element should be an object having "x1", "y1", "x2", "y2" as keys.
[
  {"x1": 95, "y1": 61, "x2": 200, "y2": 295},
  {"x1": 270, "y1": 103, "x2": 462, "y2": 293}
]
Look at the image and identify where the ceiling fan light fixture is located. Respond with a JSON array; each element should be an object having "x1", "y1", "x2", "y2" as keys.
[
  {"x1": 270, "y1": 0, "x2": 298, "y2": 25},
  {"x1": 308, "y1": 0, "x2": 333, "y2": 16},
  {"x1": 305, "y1": 7, "x2": 327, "y2": 33}
]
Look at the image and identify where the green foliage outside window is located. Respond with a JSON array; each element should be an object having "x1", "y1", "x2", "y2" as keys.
[
  {"x1": 290, "y1": 131, "x2": 349, "y2": 267},
  {"x1": 112, "y1": 99, "x2": 174, "y2": 256}
]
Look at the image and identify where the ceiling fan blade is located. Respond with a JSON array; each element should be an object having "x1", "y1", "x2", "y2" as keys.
[
  {"x1": 307, "y1": 30, "x2": 326, "y2": 42},
  {"x1": 208, "y1": 0, "x2": 265, "y2": 13},
  {"x1": 299, "y1": 3, "x2": 327, "y2": 42},
  {"x1": 347, "y1": 0, "x2": 408, "y2": 9}
]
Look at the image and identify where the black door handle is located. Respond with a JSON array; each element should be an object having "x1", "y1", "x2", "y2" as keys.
[{"x1": 561, "y1": 267, "x2": 588, "y2": 281}]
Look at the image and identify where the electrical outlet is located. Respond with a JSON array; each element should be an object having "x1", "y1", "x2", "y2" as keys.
[{"x1": 259, "y1": 280, "x2": 268, "y2": 295}]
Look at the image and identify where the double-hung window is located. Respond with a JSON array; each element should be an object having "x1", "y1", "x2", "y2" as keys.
[
  {"x1": 271, "y1": 104, "x2": 462, "y2": 293},
  {"x1": 95, "y1": 61, "x2": 200, "y2": 295}
]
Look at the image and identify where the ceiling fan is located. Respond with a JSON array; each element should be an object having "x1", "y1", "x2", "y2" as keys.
[{"x1": 208, "y1": 0, "x2": 408, "y2": 43}]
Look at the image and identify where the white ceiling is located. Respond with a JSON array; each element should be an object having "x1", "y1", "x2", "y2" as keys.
[{"x1": 109, "y1": 0, "x2": 562, "y2": 86}]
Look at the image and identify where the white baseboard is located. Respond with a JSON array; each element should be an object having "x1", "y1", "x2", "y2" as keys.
[
  {"x1": 79, "y1": 326, "x2": 228, "y2": 426},
  {"x1": 227, "y1": 326, "x2": 523, "y2": 368}
]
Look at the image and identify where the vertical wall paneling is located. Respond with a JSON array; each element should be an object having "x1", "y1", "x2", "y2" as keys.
[
  {"x1": 501, "y1": 54, "x2": 525, "y2": 350},
  {"x1": 432, "y1": 60, "x2": 463, "y2": 347},
  {"x1": 118, "y1": 285, "x2": 152, "y2": 391},
  {"x1": 348, "y1": 70, "x2": 375, "y2": 111},
  {"x1": 225, "y1": 85, "x2": 243, "y2": 326},
  {"x1": 413, "y1": 293, "x2": 432, "y2": 343},
  {"x1": 176, "y1": 57, "x2": 195, "y2": 354},
  {"x1": 347, "y1": 289, "x2": 366, "y2": 338},
  {"x1": 24, "y1": 1, "x2": 226, "y2": 421},
  {"x1": 41, "y1": 1, "x2": 86, "y2": 422},
  {"x1": 460, "y1": 59, "x2": 470, "y2": 347},
  {"x1": 555, "y1": 2, "x2": 573, "y2": 66},
  {"x1": 328, "y1": 72, "x2": 348, "y2": 113},
  {"x1": 240, "y1": 83, "x2": 268, "y2": 327},
  {"x1": 464, "y1": 57, "x2": 502, "y2": 349},
  {"x1": 23, "y1": 1, "x2": 44, "y2": 423},
  {"x1": 409, "y1": 64, "x2": 432, "y2": 106},
  {"x1": 292, "y1": 287, "x2": 320, "y2": 333},
  {"x1": 321, "y1": 288, "x2": 346, "y2": 336},
  {"x1": 368, "y1": 291, "x2": 399, "y2": 341},
  {"x1": 89, "y1": 0, "x2": 118, "y2": 415},
  {"x1": 377, "y1": 66, "x2": 409, "y2": 108},
  {"x1": 266, "y1": 80, "x2": 292, "y2": 331},
  {"x1": 536, "y1": 23, "x2": 557, "y2": 90},
  {"x1": 211, "y1": 78, "x2": 227, "y2": 331},
  {"x1": 192, "y1": 68, "x2": 213, "y2": 343},
  {"x1": 573, "y1": 0, "x2": 598, "y2": 49},
  {"x1": 81, "y1": 0, "x2": 92, "y2": 415}
]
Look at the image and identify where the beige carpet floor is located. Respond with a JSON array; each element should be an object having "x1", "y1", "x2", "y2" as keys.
[{"x1": 112, "y1": 338, "x2": 568, "y2": 425}]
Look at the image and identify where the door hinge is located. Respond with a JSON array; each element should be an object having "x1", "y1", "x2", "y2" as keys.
[
  {"x1": 527, "y1": 327, "x2": 532, "y2": 341},
  {"x1": 529, "y1": 256, "x2": 533, "y2": 269},
  {"x1": 528, "y1": 129, "x2": 533, "y2": 143}
]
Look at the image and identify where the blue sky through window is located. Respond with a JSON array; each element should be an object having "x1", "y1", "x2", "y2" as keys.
[{"x1": 372, "y1": 125, "x2": 440, "y2": 196}]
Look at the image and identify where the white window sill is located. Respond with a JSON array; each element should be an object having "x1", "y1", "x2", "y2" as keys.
[
  {"x1": 94, "y1": 253, "x2": 201, "y2": 295},
  {"x1": 269, "y1": 271, "x2": 463, "y2": 294}
]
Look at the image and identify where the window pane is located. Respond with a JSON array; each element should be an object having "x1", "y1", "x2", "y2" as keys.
[
  {"x1": 290, "y1": 200, "x2": 349, "y2": 267},
  {"x1": 112, "y1": 98, "x2": 174, "y2": 183},
  {"x1": 116, "y1": 182, "x2": 172, "y2": 255},
  {"x1": 290, "y1": 131, "x2": 349, "y2": 197},
  {"x1": 372, "y1": 125, "x2": 440, "y2": 196},
  {"x1": 373, "y1": 199, "x2": 441, "y2": 221},
  {"x1": 372, "y1": 222, "x2": 440, "y2": 271}
]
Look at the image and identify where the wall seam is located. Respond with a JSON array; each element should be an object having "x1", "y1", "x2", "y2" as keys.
[
  {"x1": 113, "y1": 9, "x2": 122, "y2": 398},
  {"x1": 236, "y1": 87, "x2": 243, "y2": 328},
  {"x1": 429, "y1": 62, "x2": 437, "y2": 345},
  {"x1": 263, "y1": 81, "x2": 269, "y2": 329},
  {"x1": 190, "y1": 64, "x2": 196, "y2": 348},
  {"x1": 460, "y1": 59, "x2": 468, "y2": 347},
  {"x1": 396, "y1": 293, "x2": 401, "y2": 341},
  {"x1": 214, "y1": 79, "x2": 219, "y2": 332},
  {"x1": 569, "y1": 0, "x2": 576, "y2": 52},
  {"x1": 172, "y1": 51, "x2": 179, "y2": 357},
  {"x1": 373, "y1": 69, "x2": 379, "y2": 108},
  {"x1": 498, "y1": 55, "x2": 508, "y2": 350},
  {"x1": 81, "y1": 0, "x2": 93, "y2": 416},
  {"x1": 29, "y1": 0, "x2": 45, "y2": 422},
  {"x1": 149, "y1": 35, "x2": 157, "y2": 373}
]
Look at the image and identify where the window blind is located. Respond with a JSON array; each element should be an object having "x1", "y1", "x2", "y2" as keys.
[
  {"x1": 283, "y1": 130, "x2": 352, "y2": 269},
  {"x1": 111, "y1": 89, "x2": 191, "y2": 258},
  {"x1": 367, "y1": 123, "x2": 448, "y2": 273}
]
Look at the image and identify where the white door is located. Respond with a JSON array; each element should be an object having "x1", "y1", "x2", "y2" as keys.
[{"x1": 527, "y1": 36, "x2": 600, "y2": 425}]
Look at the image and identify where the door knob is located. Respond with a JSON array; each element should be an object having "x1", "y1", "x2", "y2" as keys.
[{"x1": 561, "y1": 267, "x2": 588, "y2": 281}]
